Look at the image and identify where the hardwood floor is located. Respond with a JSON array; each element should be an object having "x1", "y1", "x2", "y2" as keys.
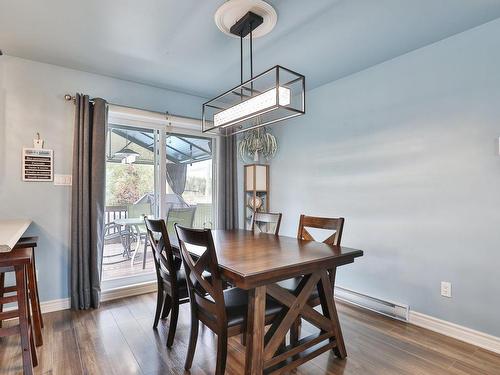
[{"x1": 1, "y1": 293, "x2": 499, "y2": 374}]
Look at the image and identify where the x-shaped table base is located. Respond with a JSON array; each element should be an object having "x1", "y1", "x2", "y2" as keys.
[{"x1": 244, "y1": 268, "x2": 346, "y2": 374}]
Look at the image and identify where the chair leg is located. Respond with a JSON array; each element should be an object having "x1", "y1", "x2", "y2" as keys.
[
  {"x1": 27, "y1": 261, "x2": 43, "y2": 346},
  {"x1": 161, "y1": 294, "x2": 172, "y2": 319},
  {"x1": 215, "y1": 331, "x2": 228, "y2": 375},
  {"x1": 31, "y1": 250, "x2": 43, "y2": 328},
  {"x1": 184, "y1": 311, "x2": 199, "y2": 370},
  {"x1": 27, "y1": 302, "x2": 38, "y2": 367},
  {"x1": 166, "y1": 299, "x2": 179, "y2": 347},
  {"x1": 153, "y1": 288, "x2": 164, "y2": 329},
  {"x1": 0, "y1": 272, "x2": 4, "y2": 329},
  {"x1": 15, "y1": 265, "x2": 34, "y2": 375},
  {"x1": 142, "y1": 238, "x2": 148, "y2": 269}
]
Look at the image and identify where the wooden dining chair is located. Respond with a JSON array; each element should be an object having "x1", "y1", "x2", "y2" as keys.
[
  {"x1": 297, "y1": 215, "x2": 344, "y2": 247},
  {"x1": 144, "y1": 218, "x2": 189, "y2": 347},
  {"x1": 251, "y1": 212, "x2": 282, "y2": 235},
  {"x1": 281, "y1": 214, "x2": 345, "y2": 344},
  {"x1": 0, "y1": 248, "x2": 38, "y2": 375},
  {"x1": 174, "y1": 224, "x2": 283, "y2": 375},
  {"x1": 1, "y1": 237, "x2": 43, "y2": 347}
]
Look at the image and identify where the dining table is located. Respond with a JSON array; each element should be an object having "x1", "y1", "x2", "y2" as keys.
[{"x1": 174, "y1": 229, "x2": 363, "y2": 375}]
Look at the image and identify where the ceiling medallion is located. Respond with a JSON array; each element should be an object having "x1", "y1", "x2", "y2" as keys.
[
  {"x1": 203, "y1": 0, "x2": 305, "y2": 136},
  {"x1": 214, "y1": 0, "x2": 277, "y2": 39}
]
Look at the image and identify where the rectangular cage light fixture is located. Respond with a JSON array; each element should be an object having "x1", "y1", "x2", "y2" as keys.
[{"x1": 202, "y1": 65, "x2": 305, "y2": 136}]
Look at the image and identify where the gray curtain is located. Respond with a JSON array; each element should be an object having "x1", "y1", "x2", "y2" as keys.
[
  {"x1": 70, "y1": 94, "x2": 107, "y2": 310},
  {"x1": 218, "y1": 135, "x2": 239, "y2": 229},
  {"x1": 166, "y1": 163, "x2": 187, "y2": 195}
]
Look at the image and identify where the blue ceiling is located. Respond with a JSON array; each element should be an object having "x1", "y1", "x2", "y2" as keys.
[{"x1": 1, "y1": 0, "x2": 500, "y2": 98}]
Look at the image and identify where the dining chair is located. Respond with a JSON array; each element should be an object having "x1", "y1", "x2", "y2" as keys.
[
  {"x1": 144, "y1": 218, "x2": 189, "y2": 347},
  {"x1": 251, "y1": 212, "x2": 282, "y2": 235},
  {"x1": 0, "y1": 248, "x2": 38, "y2": 375},
  {"x1": 280, "y1": 214, "x2": 345, "y2": 344},
  {"x1": 1, "y1": 237, "x2": 43, "y2": 347},
  {"x1": 174, "y1": 224, "x2": 283, "y2": 375}
]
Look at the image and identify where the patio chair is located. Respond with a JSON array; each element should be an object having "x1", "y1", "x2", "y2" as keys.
[
  {"x1": 127, "y1": 203, "x2": 152, "y2": 269},
  {"x1": 165, "y1": 206, "x2": 196, "y2": 245},
  {"x1": 103, "y1": 206, "x2": 132, "y2": 265}
]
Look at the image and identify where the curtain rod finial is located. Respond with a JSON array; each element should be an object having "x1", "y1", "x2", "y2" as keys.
[{"x1": 64, "y1": 94, "x2": 74, "y2": 101}]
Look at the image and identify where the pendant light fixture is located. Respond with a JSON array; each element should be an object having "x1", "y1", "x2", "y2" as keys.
[{"x1": 203, "y1": 0, "x2": 305, "y2": 136}]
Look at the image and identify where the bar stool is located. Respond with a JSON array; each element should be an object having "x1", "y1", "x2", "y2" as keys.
[
  {"x1": 0, "y1": 248, "x2": 38, "y2": 375},
  {"x1": 0, "y1": 237, "x2": 43, "y2": 346}
]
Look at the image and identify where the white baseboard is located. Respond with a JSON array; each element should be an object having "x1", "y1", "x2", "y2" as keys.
[
  {"x1": 334, "y1": 286, "x2": 500, "y2": 355},
  {"x1": 409, "y1": 311, "x2": 500, "y2": 354},
  {"x1": 40, "y1": 298, "x2": 71, "y2": 313}
]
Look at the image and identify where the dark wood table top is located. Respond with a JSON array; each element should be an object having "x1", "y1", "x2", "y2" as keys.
[{"x1": 181, "y1": 229, "x2": 363, "y2": 289}]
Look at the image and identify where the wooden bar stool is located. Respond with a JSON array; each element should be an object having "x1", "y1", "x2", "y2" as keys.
[
  {"x1": 0, "y1": 237, "x2": 43, "y2": 346},
  {"x1": 0, "y1": 248, "x2": 38, "y2": 375}
]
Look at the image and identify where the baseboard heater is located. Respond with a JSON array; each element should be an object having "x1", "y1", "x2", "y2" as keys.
[{"x1": 334, "y1": 286, "x2": 409, "y2": 322}]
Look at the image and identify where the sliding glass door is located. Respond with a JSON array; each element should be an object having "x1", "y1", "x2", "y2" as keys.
[
  {"x1": 102, "y1": 122, "x2": 216, "y2": 290},
  {"x1": 163, "y1": 133, "x2": 214, "y2": 237}
]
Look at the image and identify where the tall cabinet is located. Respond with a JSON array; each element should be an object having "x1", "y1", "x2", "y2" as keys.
[{"x1": 243, "y1": 164, "x2": 269, "y2": 230}]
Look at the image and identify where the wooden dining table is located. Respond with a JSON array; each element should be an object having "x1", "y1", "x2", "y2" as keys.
[{"x1": 176, "y1": 229, "x2": 363, "y2": 375}]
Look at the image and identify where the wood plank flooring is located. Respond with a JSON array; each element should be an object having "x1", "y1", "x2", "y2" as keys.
[{"x1": 1, "y1": 293, "x2": 499, "y2": 374}]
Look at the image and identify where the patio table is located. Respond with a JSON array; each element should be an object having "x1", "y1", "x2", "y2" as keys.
[{"x1": 114, "y1": 218, "x2": 148, "y2": 266}]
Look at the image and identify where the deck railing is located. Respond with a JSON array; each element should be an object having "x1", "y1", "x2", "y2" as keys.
[
  {"x1": 105, "y1": 203, "x2": 213, "y2": 233},
  {"x1": 105, "y1": 206, "x2": 128, "y2": 237}
]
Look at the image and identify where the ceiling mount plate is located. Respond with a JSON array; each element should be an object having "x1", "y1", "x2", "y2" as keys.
[
  {"x1": 230, "y1": 11, "x2": 263, "y2": 37},
  {"x1": 215, "y1": 0, "x2": 277, "y2": 39}
]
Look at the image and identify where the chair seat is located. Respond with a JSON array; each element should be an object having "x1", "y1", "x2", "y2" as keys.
[
  {"x1": 223, "y1": 287, "x2": 284, "y2": 327},
  {"x1": 161, "y1": 268, "x2": 189, "y2": 300},
  {"x1": 278, "y1": 277, "x2": 320, "y2": 301}
]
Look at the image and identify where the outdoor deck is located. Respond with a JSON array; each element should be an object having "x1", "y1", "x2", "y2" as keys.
[{"x1": 102, "y1": 243, "x2": 155, "y2": 281}]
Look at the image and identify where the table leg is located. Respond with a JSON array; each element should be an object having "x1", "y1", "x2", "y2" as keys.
[
  {"x1": 118, "y1": 225, "x2": 128, "y2": 258},
  {"x1": 245, "y1": 286, "x2": 266, "y2": 375},
  {"x1": 318, "y1": 268, "x2": 347, "y2": 358}
]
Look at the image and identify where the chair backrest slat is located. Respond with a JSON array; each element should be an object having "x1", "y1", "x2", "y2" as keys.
[
  {"x1": 144, "y1": 218, "x2": 179, "y2": 286},
  {"x1": 297, "y1": 214, "x2": 345, "y2": 246},
  {"x1": 252, "y1": 212, "x2": 282, "y2": 235},
  {"x1": 174, "y1": 225, "x2": 226, "y2": 324}
]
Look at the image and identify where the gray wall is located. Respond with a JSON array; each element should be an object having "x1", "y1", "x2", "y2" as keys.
[
  {"x1": 257, "y1": 19, "x2": 500, "y2": 336},
  {"x1": 0, "y1": 56, "x2": 205, "y2": 302}
]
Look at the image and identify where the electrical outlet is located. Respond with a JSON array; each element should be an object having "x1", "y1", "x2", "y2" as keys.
[{"x1": 441, "y1": 281, "x2": 452, "y2": 298}]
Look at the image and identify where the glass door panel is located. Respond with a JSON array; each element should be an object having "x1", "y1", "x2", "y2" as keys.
[
  {"x1": 102, "y1": 124, "x2": 158, "y2": 286},
  {"x1": 163, "y1": 133, "x2": 214, "y2": 242}
]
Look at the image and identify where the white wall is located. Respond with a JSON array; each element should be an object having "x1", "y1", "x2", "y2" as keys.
[
  {"x1": 263, "y1": 19, "x2": 500, "y2": 336},
  {"x1": 0, "y1": 56, "x2": 205, "y2": 302}
]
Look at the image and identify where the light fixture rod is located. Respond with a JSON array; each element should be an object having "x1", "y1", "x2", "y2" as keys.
[
  {"x1": 250, "y1": 26, "x2": 253, "y2": 79},
  {"x1": 240, "y1": 34, "x2": 243, "y2": 85}
]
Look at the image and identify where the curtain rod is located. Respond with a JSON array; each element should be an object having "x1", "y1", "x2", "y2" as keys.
[{"x1": 63, "y1": 94, "x2": 201, "y2": 125}]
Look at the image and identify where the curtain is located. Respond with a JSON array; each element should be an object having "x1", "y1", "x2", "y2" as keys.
[
  {"x1": 218, "y1": 135, "x2": 239, "y2": 229},
  {"x1": 70, "y1": 94, "x2": 107, "y2": 310},
  {"x1": 166, "y1": 163, "x2": 187, "y2": 195}
]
